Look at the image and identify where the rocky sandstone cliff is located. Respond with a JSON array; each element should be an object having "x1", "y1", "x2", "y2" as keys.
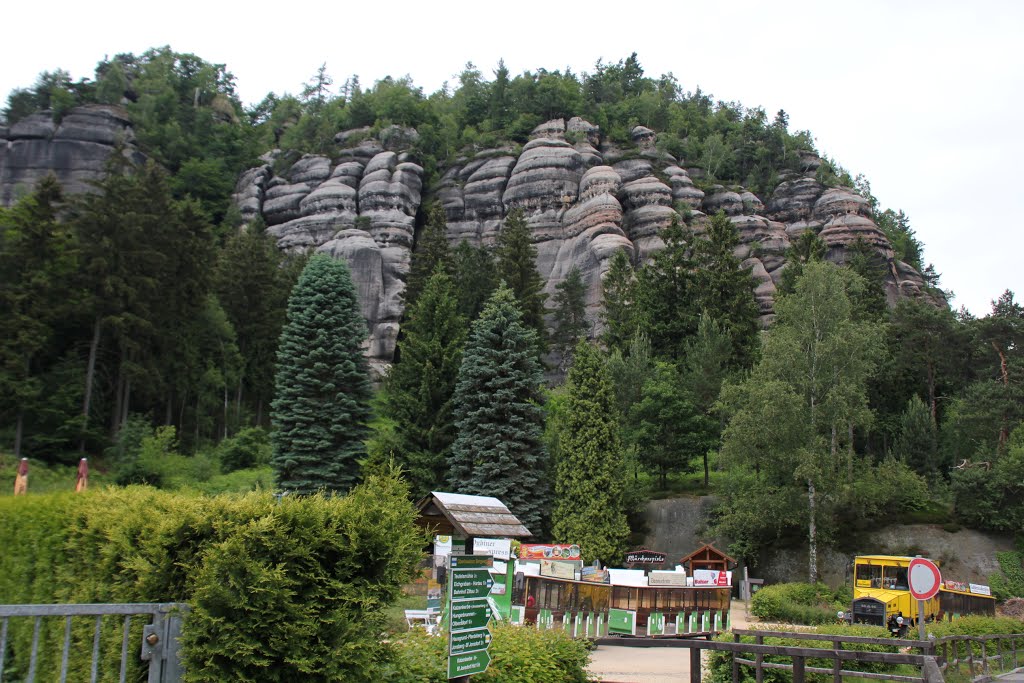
[
  {"x1": 233, "y1": 118, "x2": 935, "y2": 371},
  {"x1": 0, "y1": 104, "x2": 144, "y2": 205}
]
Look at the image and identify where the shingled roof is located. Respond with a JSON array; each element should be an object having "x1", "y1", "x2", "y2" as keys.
[{"x1": 417, "y1": 491, "x2": 532, "y2": 538}]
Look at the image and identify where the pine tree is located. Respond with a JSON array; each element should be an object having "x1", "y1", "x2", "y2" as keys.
[
  {"x1": 404, "y1": 203, "x2": 451, "y2": 308},
  {"x1": 495, "y1": 208, "x2": 548, "y2": 351},
  {"x1": 634, "y1": 216, "x2": 698, "y2": 360},
  {"x1": 551, "y1": 267, "x2": 588, "y2": 370},
  {"x1": 449, "y1": 285, "x2": 547, "y2": 534},
  {"x1": 451, "y1": 240, "x2": 497, "y2": 323},
  {"x1": 552, "y1": 341, "x2": 630, "y2": 565},
  {"x1": 386, "y1": 266, "x2": 466, "y2": 497},
  {"x1": 691, "y1": 210, "x2": 760, "y2": 368},
  {"x1": 271, "y1": 254, "x2": 372, "y2": 494},
  {"x1": 600, "y1": 249, "x2": 636, "y2": 354}
]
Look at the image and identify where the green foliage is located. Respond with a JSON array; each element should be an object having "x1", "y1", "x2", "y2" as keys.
[
  {"x1": 496, "y1": 208, "x2": 548, "y2": 353},
  {"x1": 404, "y1": 203, "x2": 452, "y2": 308},
  {"x1": 271, "y1": 254, "x2": 372, "y2": 494},
  {"x1": 551, "y1": 267, "x2": 589, "y2": 369},
  {"x1": 551, "y1": 342, "x2": 630, "y2": 565},
  {"x1": 449, "y1": 285, "x2": 548, "y2": 534},
  {"x1": 385, "y1": 267, "x2": 467, "y2": 497},
  {"x1": 634, "y1": 216, "x2": 698, "y2": 359},
  {"x1": 599, "y1": 249, "x2": 637, "y2": 354},
  {"x1": 217, "y1": 426, "x2": 271, "y2": 471},
  {"x1": 989, "y1": 550, "x2": 1024, "y2": 600},
  {"x1": 381, "y1": 623, "x2": 592, "y2": 683},
  {"x1": 750, "y1": 583, "x2": 849, "y2": 624},
  {"x1": 450, "y1": 240, "x2": 499, "y2": 323},
  {"x1": 0, "y1": 470, "x2": 424, "y2": 682}
]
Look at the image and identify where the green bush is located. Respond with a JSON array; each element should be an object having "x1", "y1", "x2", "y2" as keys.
[
  {"x1": 0, "y1": 469, "x2": 425, "y2": 682},
  {"x1": 217, "y1": 426, "x2": 271, "y2": 471},
  {"x1": 707, "y1": 625, "x2": 905, "y2": 683},
  {"x1": 989, "y1": 550, "x2": 1024, "y2": 600},
  {"x1": 751, "y1": 583, "x2": 847, "y2": 624},
  {"x1": 380, "y1": 623, "x2": 592, "y2": 683}
]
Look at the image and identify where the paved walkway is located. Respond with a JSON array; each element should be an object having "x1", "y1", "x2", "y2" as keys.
[
  {"x1": 586, "y1": 604, "x2": 752, "y2": 682},
  {"x1": 996, "y1": 670, "x2": 1024, "y2": 682}
]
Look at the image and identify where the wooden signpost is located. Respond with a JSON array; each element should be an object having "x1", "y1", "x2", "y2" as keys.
[{"x1": 448, "y1": 554, "x2": 494, "y2": 681}]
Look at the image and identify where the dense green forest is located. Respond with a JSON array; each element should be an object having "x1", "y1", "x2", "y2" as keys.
[{"x1": 2, "y1": 49, "x2": 1021, "y2": 576}]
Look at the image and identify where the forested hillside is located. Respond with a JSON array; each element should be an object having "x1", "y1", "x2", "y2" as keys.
[{"x1": 2, "y1": 49, "x2": 1021, "y2": 575}]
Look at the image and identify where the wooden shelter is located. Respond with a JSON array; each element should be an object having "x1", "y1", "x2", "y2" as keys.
[
  {"x1": 416, "y1": 491, "x2": 532, "y2": 542},
  {"x1": 678, "y1": 543, "x2": 737, "y2": 574}
]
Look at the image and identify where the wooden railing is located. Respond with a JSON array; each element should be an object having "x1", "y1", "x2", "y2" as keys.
[{"x1": 934, "y1": 633, "x2": 1024, "y2": 683}]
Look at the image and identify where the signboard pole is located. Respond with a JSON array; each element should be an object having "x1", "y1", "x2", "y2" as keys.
[{"x1": 917, "y1": 599, "x2": 926, "y2": 641}]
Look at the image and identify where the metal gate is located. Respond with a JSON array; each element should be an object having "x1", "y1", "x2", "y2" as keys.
[{"x1": 0, "y1": 603, "x2": 189, "y2": 683}]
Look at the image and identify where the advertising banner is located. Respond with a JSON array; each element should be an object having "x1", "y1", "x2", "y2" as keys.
[
  {"x1": 943, "y1": 580, "x2": 969, "y2": 592},
  {"x1": 625, "y1": 549, "x2": 667, "y2": 565},
  {"x1": 519, "y1": 543, "x2": 581, "y2": 560},
  {"x1": 434, "y1": 535, "x2": 452, "y2": 557},
  {"x1": 581, "y1": 567, "x2": 611, "y2": 584},
  {"x1": 540, "y1": 559, "x2": 577, "y2": 580},
  {"x1": 969, "y1": 583, "x2": 992, "y2": 596},
  {"x1": 692, "y1": 569, "x2": 732, "y2": 586}
]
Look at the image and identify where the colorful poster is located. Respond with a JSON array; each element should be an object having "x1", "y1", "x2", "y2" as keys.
[
  {"x1": 943, "y1": 580, "x2": 969, "y2": 592},
  {"x1": 581, "y1": 567, "x2": 610, "y2": 584},
  {"x1": 692, "y1": 569, "x2": 732, "y2": 586},
  {"x1": 519, "y1": 543, "x2": 581, "y2": 560},
  {"x1": 540, "y1": 560, "x2": 577, "y2": 580}
]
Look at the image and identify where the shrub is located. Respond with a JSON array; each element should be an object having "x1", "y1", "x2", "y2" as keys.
[
  {"x1": 0, "y1": 469, "x2": 425, "y2": 681},
  {"x1": 751, "y1": 583, "x2": 847, "y2": 625},
  {"x1": 990, "y1": 550, "x2": 1024, "y2": 600},
  {"x1": 380, "y1": 623, "x2": 592, "y2": 683},
  {"x1": 217, "y1": 426, "x2": 271, "y2": 471}
]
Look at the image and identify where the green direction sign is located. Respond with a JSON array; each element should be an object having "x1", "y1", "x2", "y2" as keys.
[
  {"x1": 451, "y1": 569, "x2": 494, "y2": 599},
  {"x1": 449, "y1": 626, "x2": 491, "y2": 655},
  {"x1": 450, "y1": 555, "x2": 493, "y2": 570},
  {"x1": 448, "y1": 649, "x2": 491, "y2": 678},
  {"x1": 450, "y1": 598, "x2": 492, "y2": 631}
]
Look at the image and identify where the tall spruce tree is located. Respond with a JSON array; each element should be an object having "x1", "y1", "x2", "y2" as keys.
[
  {"x1": 451, "y1": 240, "x2": 498, "y2": 323},
  {"x1": 449, "y1": 285, "x2": 547, "y2": 534},
  {"x1": 691, "y1": 210, "x2": 760, "y2": 368},
  {"x1": 386, "y1": 266, "x2": 466, "y2": 497},
  {"x1": 600, "y1": 249, "x2": 637, "y2": 354},
  {"x1": 495, "y1": 208, "x2": 548, "y2": 351},
  {"x1": 404, "y1": 203, "x2": 452, "y2": 308},
  {"x1": 552, "y1": 341, "x2": 630, "y2": 565},
  {"x1": 551, "y1": 267, "x2": 588, "y2": 370},
  {"x1": 271, "y1": 254, "x2": 372, "y2": 494},
  {"x1": 634, "y1": 216, "x2": 698, "y2": 360}
]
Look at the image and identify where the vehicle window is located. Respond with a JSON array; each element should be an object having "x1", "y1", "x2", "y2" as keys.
[
  {"x1": 884, "y1": 566, "x2": 909, "y2": 591},
  {"x1": 856, "y1": 564, "x2": 883, "y2": 587}
]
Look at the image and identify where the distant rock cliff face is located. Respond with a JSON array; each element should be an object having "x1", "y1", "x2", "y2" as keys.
[
  {"x1": 234, "y1": 117, "x2": 936, "y2": 371},
  {"x1": 232, "y1": 127, "x2": 423, "y2": 375},
  {"x1": 0, "y1": 104, "x2": 143, "y2": 205}
]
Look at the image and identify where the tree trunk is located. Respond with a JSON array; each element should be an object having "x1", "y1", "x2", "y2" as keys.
[
  {"x1": 111, "y1": 348, "x2": 126, "y2": 437},
  {"x1": 121, "y1": 377, "x2": 131, "y2": 429},
  {"x1": 80, "y1": 316, "x2": 102, "y2": 451},
  {"x1": 847, "y1": 422, "x2": 855, "y2": 482},
  {"x1": 194, "y1": 394, "x2": 200, "y2": 446},
  {"x1": 992, "y1": 342, "x2": 1010, "y2": 449},
  {"x1": 223, "y1": 383, "x2": 229, "y2": 441},
  {"x1": 703, "y1": 451, "x2": 709, "y2": 488},
  {"x1": 926, "y1": 360, "x2": 937, "y2": 423},
  {"x1": 235, "y1": 380, "x2": 243, "y2": 425},
  {"x1": 808, "y1": 478, "x2": 818, "y2": 583}
]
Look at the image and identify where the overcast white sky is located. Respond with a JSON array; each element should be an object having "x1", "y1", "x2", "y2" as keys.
[{"x1": 3, "y1": 0, "x2": 1021, "y2": 315}]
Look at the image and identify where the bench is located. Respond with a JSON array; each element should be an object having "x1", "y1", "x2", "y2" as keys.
[{"x1": 404, "y1": 608, "x2": 440, "y2": 634}]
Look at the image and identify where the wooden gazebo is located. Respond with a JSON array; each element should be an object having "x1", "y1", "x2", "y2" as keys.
[
  {"x1": 678, "y1": 543, "x2": 737, "y2": 574},
  {"x1": 415, "y1": 491, "x2": 532, "y2": 542}
]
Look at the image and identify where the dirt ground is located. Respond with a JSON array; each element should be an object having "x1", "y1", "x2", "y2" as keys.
[{"x1": 586, "y1": 604, "x2": 752, "y2": 683}]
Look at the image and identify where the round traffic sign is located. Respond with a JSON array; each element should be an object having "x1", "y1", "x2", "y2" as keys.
[{"x1": 908, "y1": 558, "x2": 942, "y2": 600}]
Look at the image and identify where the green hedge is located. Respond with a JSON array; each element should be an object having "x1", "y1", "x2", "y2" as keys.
[
  {"x1": 750, "y1": 583, "x2": 848, "y2": 625},
  {"x1": 0, "y1": 471, "x2": 425, "y2": 682},
  {"x1": 380, "y1": 623, "x2": 592, "y2": 683}
]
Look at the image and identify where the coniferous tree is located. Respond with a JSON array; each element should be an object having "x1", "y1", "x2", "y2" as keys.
[
  {"x1": 271, "y1": 254, "x2": 372, "y2": 494},
  {"x1": 404, "y1": 203, "x2": 452, "y2": 308},
  {"x1": 385, "y1": 266, "x2": 466, "y2": 497},
  {"x1": 449, "y1": 285, "x2": 547, "y2": 534},
  {"x1": 0, "y1": 176, "x2": 74, "y2": 457},
  {"x1": 634, "y1": 216, "x2": 698, "y2": 360},
  {"x1": 552, "y1": 341, "x2": 630, "y2": 565},
  {"x1": 495, "y1": 208, "x2": 548, "y2": 351},
  {"x1": 691, "y1": 210, "x2": 760, "y2": 368},
  {"x1": 600, "y1": 249, "x2": 637, "y2": 354},
  {"x1": 551, "y1": 267, "x2": 588, "y2": 370},
  {"x1": 215, "y1": 220, "x2": 297, "y2": 426},
  {"x1": 451, "y1": 240, "x2": 498, "y2": 323}
]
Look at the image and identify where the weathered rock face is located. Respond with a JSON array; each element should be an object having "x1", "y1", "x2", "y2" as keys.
[
  {"x1": 230, "y1": 117, "x2": 936, "y2": 371},
  {"x1": 233, "y1": 131, "x2": 423, "y2": 375},
  {"x1": 0, "y1": 104, "x2": 144, "y2": 206}
]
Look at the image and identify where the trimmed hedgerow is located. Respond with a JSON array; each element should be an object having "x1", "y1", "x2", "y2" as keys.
[
  {"x1": 0, "y1": 470, "x2": 425, "y2": 682},
  {"x1": 750, "y1": 582, "x2": 849, "y2": 625}
]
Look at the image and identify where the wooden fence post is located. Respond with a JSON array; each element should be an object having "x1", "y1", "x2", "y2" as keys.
[
  {"x1": 755, "y1": 634, "x2": 764, "y2": 683},
  {"x1": 732, "y1": 633, "x2": 740, "y2": 683},
  {"x1": 691, "y1": 646, "x2": 702, "y2": 683},
  {"x1": 792, "y1": 655, "x2": 805, "y2": 683}
]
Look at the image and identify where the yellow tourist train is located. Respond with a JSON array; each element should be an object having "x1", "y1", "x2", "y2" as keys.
[{"x1": 848, "y1": 555, "x2": 995, "y2": 630}]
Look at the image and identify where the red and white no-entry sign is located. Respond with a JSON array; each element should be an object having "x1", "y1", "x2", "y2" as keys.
[{"x1": 908, "y1": 557, "x2": 942, "y2": 601}]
